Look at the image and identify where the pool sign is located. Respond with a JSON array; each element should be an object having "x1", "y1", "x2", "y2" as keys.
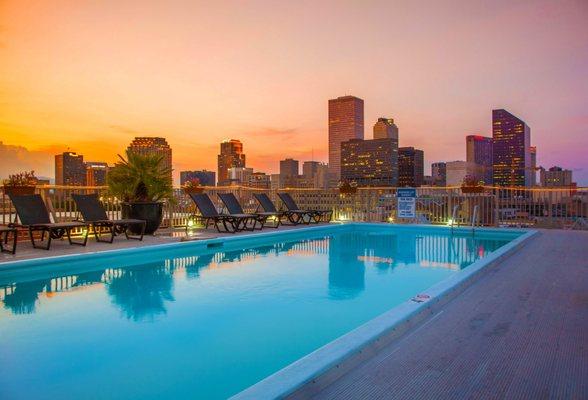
[{"x1": 397, "y1": 188, "x2": 417, "y2": 219}]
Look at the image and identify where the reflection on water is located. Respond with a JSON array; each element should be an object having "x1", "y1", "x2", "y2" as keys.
[
  {"x1": 0, "y1": 231, "x2": 510, "y2": 319},
  {"x1": 107, "y1": 262, "x2": 175, "y2": 321}
]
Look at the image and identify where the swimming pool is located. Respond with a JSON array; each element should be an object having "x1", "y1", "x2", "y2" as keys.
[{"x1": 0, "y1": 224, "x2": 526, "y2": 399}]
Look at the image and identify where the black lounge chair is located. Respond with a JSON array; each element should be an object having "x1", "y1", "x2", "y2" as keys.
[
  {"x1": 277, "y1": 192, "x2": 333, "y2": 224},
  {"x1": 72, "y1": 194, "x2": 146, "y2": 243},
  {"x1": 188, "y1": 193, "x2": 251, "y2": 233},
  {"x1": 8, "y1": 194, "x2": 89, "y2": 250},
  {"x1": 218, "y1": 193, "x2": 280, "y2": 229},
  {"x1": 253, "y1": 193, "x2": 289, "y2": 226},
  {"x1": 0, "y1": 226, "x2": 17, "y2": 254}
]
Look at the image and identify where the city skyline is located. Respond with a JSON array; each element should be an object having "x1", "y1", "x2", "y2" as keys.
[{"x1": 1, "y1": 1, "x2": 587, "y2": 184}]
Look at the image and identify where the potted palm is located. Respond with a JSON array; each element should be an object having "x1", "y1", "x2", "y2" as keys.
[
  {"x1": 3, "y1": 170, "x2": 38, "y2": 196},
  {"x1": 107, "y1": 151, "x2": 173, "y2": 234}
]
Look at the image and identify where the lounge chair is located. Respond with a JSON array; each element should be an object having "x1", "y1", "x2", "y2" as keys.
[
  {"x1": 72, "y1": 194, "x2": 146, "y2": 243},
  {"x1": 8, "y1": 194, "x2": 89, "y2": 250},
  {"x1": 277, "y1": 192, "x2": 333, "y2": 224},
  {"x1": 218, "y1": 192, "x2": 280, "y2": 229},
  {"x1": 253, "y1": 193, "x2": 289, "y2": 226},
  {"x1": 0, "y1": 226, "x2": 17, "y2": 254},
  {"x1": 188, "y1": 193, "x2": 251, "y2": 233}
]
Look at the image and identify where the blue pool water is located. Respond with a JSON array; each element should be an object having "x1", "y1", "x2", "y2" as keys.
[{"x1": 0, "y1": 225, "x2": 520, "y2": 399}]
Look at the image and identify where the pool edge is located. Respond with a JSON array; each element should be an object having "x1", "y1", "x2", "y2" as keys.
[{"x1": 231, "y1": 228, "x2": 538, "y2": 400}]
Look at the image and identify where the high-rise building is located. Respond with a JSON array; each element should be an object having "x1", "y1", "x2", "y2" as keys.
[
  {"x1": 466, "y1": 135, "x2": 493, "y2": 184},
  {"x1": 398, "y1": 147, "x2": 424, "y2": 187},
  {"x1": 540, "y1": 166, "x2": 574, "y2": 187},
  {"x1": 217, "y1": 139, "x2": 246, "y2": 186},
  {"x1": 530, "y1": 146, "x2": 537, "y2": 186},
  {"x1": 85, "y1": 162, "x2": 109, "y2": 186},
  {"x1": 302, "y1": 161, "x2": 321, "y2": 178},
  {"x1": 248, "y1": 172, "x2": 271, "y2": 189},
  {"x1": 328, "y1": 95, "x2": 364, "y2": 181},
  {"x1": 373, "y1": 118, "x2": 399, "y2": 140},
  {"x1": 279, "y1": 158, "x2": 299, "y2": 178},
  {"x1": 127, "y1": 137, "x2": 172, "y2": 183},
  {"x1": 446, "y1": 161, "x2": 485, "y2": 186},
  {"x1": 341, "y1": 138, "x2": 398, "y2": 187},
  {"x1": 227, "y1": 167, "x2": 253, "y2": 185},
  {"x1": 431, "y1": 162, "x2": 447, "y2": 186},
  {"x1": 492, "y1": 109, "x2": 531, "y2": 187},
  {"x1": 180, "y1": 170, "x2": 216, "y2": 186},
  {"x1": 55, "y1": 152, "x2": 86, "y2": 186}
]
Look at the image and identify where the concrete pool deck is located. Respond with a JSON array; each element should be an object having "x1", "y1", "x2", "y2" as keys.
[
  {"x1": 0, "y1": 223, "x2": 331, "y2": 263},
  {"x1": 291, "y1": 229, "x2": 588, "y2": 400}
]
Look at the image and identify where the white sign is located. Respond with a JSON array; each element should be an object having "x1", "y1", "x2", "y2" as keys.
[{"x1": 397, "y1": 188, "x2": 416, "y2": 219}]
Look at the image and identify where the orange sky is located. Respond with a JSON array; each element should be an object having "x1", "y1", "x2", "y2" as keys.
[{"x1": 1, "y1": 0, "x2": 587, "y2": 183}]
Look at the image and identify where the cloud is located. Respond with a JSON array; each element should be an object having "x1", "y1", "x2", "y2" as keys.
[{"x1": 0, "y1": 141, "x2": 58, "y2": 180}]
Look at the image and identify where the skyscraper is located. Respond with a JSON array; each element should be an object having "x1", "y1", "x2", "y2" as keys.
[
  {"x1": 180, "y1": 170, "x2": 216, "y2": 186},
  {"x1": 398, "y1": 147, "x2": 424, "y2": 187},
  {"x1": 55, "y1": 152, "x2": 86, "y2": 186},
  {"x1": 85, "y1": 162, "x2": 109, "y2": 186},
  {"x1": 373, "y1": 118, "x2": 399, "y2": 140},
  {"x1": 492, "y1": 109, "x2": 531, "y2": 187},
  {"x1": 217, "y1": 139, "x2": 245, "y2": 186},
  {"x1": 466, "y1": 135, "x2": 493, "y2": 184},
  {"x1": 328, "y1": 95, "x2": 364, "y2": 181},
  {"x1": 431, "y1": 162, "x2": 447, "y2": 186},
  {"x1": 127, "y1": 137, "x2": 173, "y2": 183},
  {"x1": 302, "y1": 161, "x2": 321, "y2": 178},
  {"x1": 341, "y1": 138, "x2": 398, "y2": 187},
  {"x1": 530, "y1": 146, "x2": 537, "y2": 186},
  {"x1": 279, "y1": 158, "x2": 299, "y2": 178},
  {"x1": 540, "y1": 166, "x2": 573, "y2": 187}
]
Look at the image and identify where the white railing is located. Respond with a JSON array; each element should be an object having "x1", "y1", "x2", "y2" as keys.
[{"x1": 1, "y1": 185, "x2": 587, "y2": 230}]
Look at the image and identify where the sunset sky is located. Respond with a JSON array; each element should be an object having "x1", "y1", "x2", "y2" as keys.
[{"x1": 1, "y1": 0, "x2": 587, "y2": 184}]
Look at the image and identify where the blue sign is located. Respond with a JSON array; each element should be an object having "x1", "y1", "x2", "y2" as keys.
[{"x1": 397, "y1": 188, "x2": 417, "y2": 218}]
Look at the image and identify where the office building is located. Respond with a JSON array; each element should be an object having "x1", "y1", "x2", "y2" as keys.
[
  {"x1": 227, "y1": 167, "x2": 253, "y2": 185},
  {"x1": 127, "y1": 137, "x2": 172, "y2": 183},
  {"x1": 446, "y1": 161, "x2": 485, "y2": 186},
  {"x1": 55, "y1": 152, "x2": 86, "y2": 186},
  {"x1": 217, "y1": 139, "x2": 246, "y2": 186},
  {"x1": 431, "y1": 162, "x2": 447, "y2": 186},
  {"x1": 398, "y1": 147, "x2": 424, "y2": 187},
  {"x1": 280, "y1": 158, "x2": 299, "y2": 178},
  {"x1": 180, "y1": 170, "x2": 216, "y2": 186},
  {"x1": 302, "y1": 161, "x2": 330, "y2": 189},
  {"x1": 248, "y1": 172, "x2": 271, "y2": 189},
  {"x1": 85, "y1": 162, "x2": 109, "y2": 186},
  {"x1": 492, "y1": 109, "x2": 531, "y2": 187},
  {"x1": 530, "y1": 146, "x2": 537, "y2": 186},
  {"x1": 328, "y1": 95, "x2": 364, "y2": 181},
  {"x1": 373, "y1": 118, "x2": 399, "y2": 140},
  {"x1": 341, "y1": 138, "x2": 398, "y2": 187},
  {"x1": 540, "y1": 166, "x2": 574, "y2": 187},
  {"x1": 466, "y1": 135, "x2": 493, "y2": 184}
]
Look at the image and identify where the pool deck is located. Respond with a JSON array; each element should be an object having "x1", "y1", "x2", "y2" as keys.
[
  {"x1": 292, "y1": 229, "x2": 588, "y2": 400},
  {"x1": 0, "y1": 223, "x2": 330, "y2": 263}
]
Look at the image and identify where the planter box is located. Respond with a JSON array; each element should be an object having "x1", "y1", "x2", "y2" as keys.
[
  {"x1": 3, "y1": 185, "x2": 36, "y2": 196},
  {"x1": 183, "y1": 187, "x2": 204, "y2": 195},
  {"x1": 461, "y1": 186, "x2": 485, "y2": 194}
]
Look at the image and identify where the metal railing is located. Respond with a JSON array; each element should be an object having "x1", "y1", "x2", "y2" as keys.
[{"x1": 1, "y1": 185, "x2": 587, "y2": 230}]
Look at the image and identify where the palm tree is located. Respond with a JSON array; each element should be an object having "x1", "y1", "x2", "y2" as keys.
[{"x1": 107, "y1": 150, "x2": 173, "y2": 202}]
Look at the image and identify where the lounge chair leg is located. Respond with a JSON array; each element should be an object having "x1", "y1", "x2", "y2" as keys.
[{"x1": 0, "y1": 230, "x2": 17, "y2": 254}]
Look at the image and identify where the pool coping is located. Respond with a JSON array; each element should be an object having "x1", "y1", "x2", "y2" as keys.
[
  {"x1": 231, "y1": 226, "x2": 538, "y2": 400},
  {"x1": 0, "y1": 223, "x2": 523, "y2": 272}
]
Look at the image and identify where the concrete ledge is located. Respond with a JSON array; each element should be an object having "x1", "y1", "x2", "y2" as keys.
[{"x1": 231, "y1": 228, "x2": 538, "y2": 400}]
